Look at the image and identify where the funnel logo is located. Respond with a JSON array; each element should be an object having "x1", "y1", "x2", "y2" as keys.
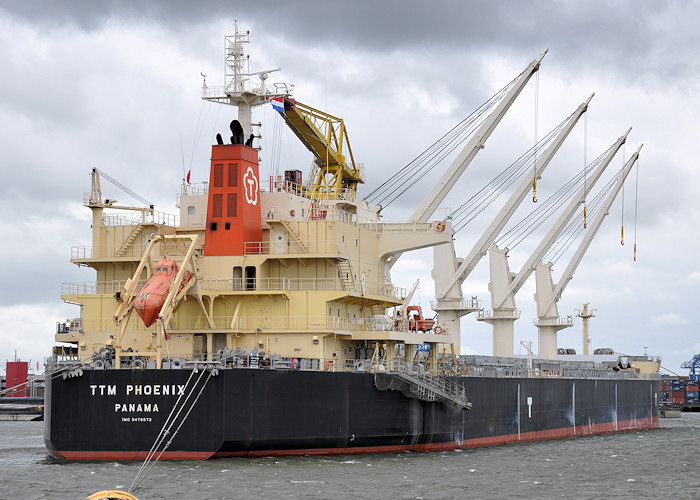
[{"x1": 243, "y1": 166, "x2": 259, "y2": 205}]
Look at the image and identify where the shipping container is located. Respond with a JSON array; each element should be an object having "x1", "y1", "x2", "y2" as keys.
[{"x1": 685, "y1": 385, "x2": 699, "y2": 392}]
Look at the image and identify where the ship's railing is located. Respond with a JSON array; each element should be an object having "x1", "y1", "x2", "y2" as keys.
[
  {"x1": 476, "y1": 308, "x2": 521, "y2": 319},
  {"x1": 533, "y1": 315, "x2": 575, "y2": 327},
  {"x1": 176, "y1": 181, "x2": 209, "y2": 207},
  {"x1": 197, "y1": 277, "x2": 405, "y2": 298},
  {"x1": 56, "y1": 318, "x2": 83, "y2": 334},
  {"x1": 62, "y1": 280, "x2": 148, "y2": 295},
  {"x1": 72, "y1": 245, "x2": 144, "y2": 260},
  {"x1": 75, "y1": 313, "x2": 422, "y2": 334},
  {"x1": 58, "y1": 348, "x2": 660, "y2": 382},
  {"x1": 184, "y1": 316, "x2": 352, "y2": 331},
  {"x1": 264, "y1": 203, "x2": 380, "y2": 227},
  {"x1": 100, "y1": 210, "x2": 179, "y2": 227},
  {"x1": 373, "y1": 222, "x2": 437, "y2": 233},
  {"x1": 263, "y1": 204, "x2": 360, "y2": 224},
  {"x1": 432, "y1": 297, "x2": 483, "y2": 311},
  {"x1": 455, "y1": 355, "x2": 661, "y2": 381},
  {"x1": 243, "y1": 239, "x2": 343, "y2": 255},
  {"x1": 71, "y1": 243, "x2": 203, "y2": 260}
]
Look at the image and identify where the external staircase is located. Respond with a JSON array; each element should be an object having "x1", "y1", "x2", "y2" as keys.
[
  {"x1": 279, "y1": 217, "x2": 310, "y2": 253},
  {"x1": 337, "y1": 257, "x2": 356, "y2": 292},
  {"x1": 378, "y1": 358, "x2": 471, "y2": 410},
  {"x1": 114, "y1": 223, "x2": 143, "y2": 257}
]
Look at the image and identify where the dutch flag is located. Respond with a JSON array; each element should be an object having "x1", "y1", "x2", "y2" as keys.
[{"x1": 271, "y1": 97, "x2": 284, "y2": 112}]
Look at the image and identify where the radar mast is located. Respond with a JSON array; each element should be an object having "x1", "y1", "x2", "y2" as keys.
[{"x1": 202, "y1": 21, "x2": 293, "y2": 138}]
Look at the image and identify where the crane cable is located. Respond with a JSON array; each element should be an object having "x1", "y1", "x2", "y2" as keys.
[
  {"x1": 633, "y1": 155, "x2": 640, "y2": 261},
  {"x1": 449, "y1": 113, "x2": 574, "y2": 233},
  {"x1": 532, "y1": 71, "x2": 539, "y2": 203},
  {"x1": 365, "y1": 71, "x2": 524, "y2": 207},
  {"x1": 546, "y1": 165, "x2": 624, "y2": 264},
  {"x1": 497, "y1": 146, "x2": 611, "y2": 249},
  {"x1": 583, "y1": 113, "x2": 588, "y2": 229},
  {"x1": 620, "y1": 144, "x2": 625, "y2": 245}
]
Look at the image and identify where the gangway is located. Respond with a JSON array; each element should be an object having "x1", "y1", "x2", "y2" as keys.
[{"x1": 374, "y1": 358, "x2": 471, "y2": 409}]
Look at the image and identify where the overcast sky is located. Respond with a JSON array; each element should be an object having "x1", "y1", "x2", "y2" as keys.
[{"x1": 1, "y1": 0, "x2": 698, "y2": 375}]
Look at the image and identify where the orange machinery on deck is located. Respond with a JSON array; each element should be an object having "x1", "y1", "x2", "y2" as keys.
[
  {"x1": 203, "y1": 144, "x2": 262, "y2": 256},
  {"x1": 407, "y1": 305, "x2": 436, "y2": 332}
]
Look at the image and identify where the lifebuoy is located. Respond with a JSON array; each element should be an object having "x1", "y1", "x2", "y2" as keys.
[
  {"x1": 434, "y1": 326, "x2": 443, "y2": 334},
  {"x1": 436, "y1": 221, "x2": 445, "y2": 232},
  {"x1": 325, "y1": 360, "x2": 334, "y2": 371},
  {"x1": 290, "y1": 209, "x2": 296, "y2": 217}
]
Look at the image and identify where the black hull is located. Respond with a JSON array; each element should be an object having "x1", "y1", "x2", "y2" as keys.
[{"x1": 45, "y1": 369, "x2": 660, "y2": 460}]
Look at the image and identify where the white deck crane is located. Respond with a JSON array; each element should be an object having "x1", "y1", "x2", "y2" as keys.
[
  {"x1": 430, "y1": 96, "x2": 594, "y2": 350},
  {"x1": 384, "y1": 50, "x2": 548, "y2": 273},
  {"x1": 480, "y1": 130, "x2": 630, "y2": 357},
  {"x1": 534, "y1": 145, "x2": 642, "y2": 358},
  {"x1": 409, "y1": 49, "x2": 548, "y2": 224}
]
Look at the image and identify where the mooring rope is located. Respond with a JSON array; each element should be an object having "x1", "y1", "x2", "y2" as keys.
[{"x1": 129, "y1": 366, "x2": 214, "y2": 493}]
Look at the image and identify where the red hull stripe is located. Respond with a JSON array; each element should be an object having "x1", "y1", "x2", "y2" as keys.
[
  {"x1": 51, "y1": 450, "x2": 216, "y2": 460},
  {"x1": 51, "y1": 416, "x2": 658, "y2": 461}
]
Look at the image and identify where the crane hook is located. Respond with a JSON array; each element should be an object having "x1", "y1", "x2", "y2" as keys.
[{"x1": 532, "y1": 177, "x2": 537, "y2": 203}]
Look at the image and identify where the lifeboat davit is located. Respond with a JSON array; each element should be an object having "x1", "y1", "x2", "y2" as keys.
[{"x1": 134, "y1": 258, "x2": 192, "y2": 327}]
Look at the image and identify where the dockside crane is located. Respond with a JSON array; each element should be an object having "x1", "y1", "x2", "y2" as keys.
[
  {"x1": 681, "y1": 354, "x2": 700, "y2": 381},
  {"x1": 533, "y1": 145, "x2": 641, "y2": 358},
  {"x1": 480, "y1": 130, "x2": 631, "y2": 357},
  {"x1": 429, "y1": 96, "x2": 593, "y2": 351}
]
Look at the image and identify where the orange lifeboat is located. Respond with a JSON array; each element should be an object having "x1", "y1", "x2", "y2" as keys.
[
  {"x1": 406, "y1": 305, "x2": 435, "y2": 332},
  {"x1": 134, "y1": 258, "x2": 192, "y2": 327}
]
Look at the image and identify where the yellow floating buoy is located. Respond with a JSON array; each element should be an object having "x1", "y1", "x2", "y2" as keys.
[{"x1": 85, "y1": 490, "x2": 139, "y2": 500}]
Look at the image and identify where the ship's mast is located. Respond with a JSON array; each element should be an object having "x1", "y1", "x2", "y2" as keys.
[
  {"x1": 202, "y1": 21, "x2": 292, "y2": 138},
  {"x1": 575, "y1": 303, "x2": 595, "y2": 355}
]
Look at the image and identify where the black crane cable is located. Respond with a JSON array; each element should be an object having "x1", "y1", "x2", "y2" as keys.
[
  {"x1": 96, "y1": 168, "x2": 153, "y2": 207},
  {"x1": 496, "y1": 145, "x2": 613, "y2": 250},
  {"x1": 545, "y1": 167, "x2": 622, "y2": 264},
  {"x1": 448, "y1": 110, "x2": 577, "y2": 233},
  {"x1": 364, "y1": 69, "x2": 528, "y2": 208}
]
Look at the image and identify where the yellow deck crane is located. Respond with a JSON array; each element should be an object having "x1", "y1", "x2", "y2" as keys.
[{"x1": 273, "y1": 98, "x2": 364, "y2": 201}]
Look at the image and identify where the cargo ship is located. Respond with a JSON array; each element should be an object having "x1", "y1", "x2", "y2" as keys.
[{"x1": 45, "y1": 25, "x2": 660, "y2": 460}]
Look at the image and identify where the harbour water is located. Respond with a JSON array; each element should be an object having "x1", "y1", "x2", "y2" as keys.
[{"x1": 1, "y1": 415, "x2": 698, "y2": 499}]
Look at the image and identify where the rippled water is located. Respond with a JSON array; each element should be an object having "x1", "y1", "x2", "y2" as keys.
[{"x1": 1, "y1": 415, "x2": 698, "y2": 499}]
